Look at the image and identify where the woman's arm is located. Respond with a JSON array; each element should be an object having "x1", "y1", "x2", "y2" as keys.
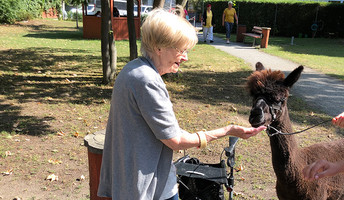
[
  {"x1": 161, "y1": 125, "x2": 265, "y2": 151},
  {"x1": 222, "y1": 12, "x2": 225, "y2": 26}
]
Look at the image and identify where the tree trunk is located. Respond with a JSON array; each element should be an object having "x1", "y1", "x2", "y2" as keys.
[
  {"x1": 127, "y1": 0, "x2": 138, "y2": 60},
  {"x1": 75, "y1": 4, "x2": 79, "y2": 28},
  {"x1": 101, "y1": 0, "x2": 116, "y2": 85},
  {"x1": 153, "y1": 0, "x2": 164, "y2": 8}
]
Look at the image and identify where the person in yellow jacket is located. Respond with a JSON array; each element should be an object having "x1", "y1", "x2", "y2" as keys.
[
  {"x1": 202, "y1": 4, "x2": 215, "y2": 43},
  {"x1": 222, "y1": 1, "x2": 238, "y2": 44}
]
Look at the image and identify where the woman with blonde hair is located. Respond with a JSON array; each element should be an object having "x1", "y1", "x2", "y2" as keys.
[{"x1": 97, "y1": 9, "x2": 265, "y2": 200}]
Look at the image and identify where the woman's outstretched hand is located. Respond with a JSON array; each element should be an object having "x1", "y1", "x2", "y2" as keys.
[{"x1": 227, "y1": 125, "x2": 266, "y2": 139}]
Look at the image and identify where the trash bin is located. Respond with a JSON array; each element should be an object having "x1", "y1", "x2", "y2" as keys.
[
  {"x1": 261, "y1": 27, "x2": 271, "y2": 48},
  {"x1": 236, "y1": 24, "x2": 246, "y2": 42},
  {"x1": 84, "y1": 130, "x2": 111, "y2": 200}
]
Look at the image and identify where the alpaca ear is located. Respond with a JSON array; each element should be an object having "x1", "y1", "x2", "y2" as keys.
[
  {"x1": 255, "y1": 62, "x2": 265, "y2": 71},
  {"x1": 283, "y1": 66, "x2": 304, "y2": 88}
]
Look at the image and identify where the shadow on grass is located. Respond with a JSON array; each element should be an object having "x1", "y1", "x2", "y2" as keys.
[
  {"x1": 0, "y1": 47, "x2": 128, "y2": 136},
  {"x1": 24, "y1": 30, "x2": 84, "y2": 40},
  {"x1": 0, "y1": 99, "x2": 54, "y2": 136},
  {"x1": 164, "y1": 70, "x2": 252, "y2": 108},
  {"x1": 14, "y1": 21, "x2": 85, "y2": 41},
  {"x1": 13, "y1": 23, "x2": 53, "y2": 31},
  {"x1": 1, "y1": 46, "x2": 341, "y2": 136},
  {"x1": 0, "y1": 47, "x2": 126, "y2": 104},
  {"x1": 0, "y1": 47, "x2": 99, "y2": 72}
]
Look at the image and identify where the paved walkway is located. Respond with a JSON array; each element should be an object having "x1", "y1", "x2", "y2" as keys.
[{"x1": 202, "y1": 35, "x2": 344, "y2": 117}]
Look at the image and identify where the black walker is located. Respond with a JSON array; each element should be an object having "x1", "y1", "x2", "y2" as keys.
[{"x1": 175, "y1": 137, "x2": 239, "y2": 200}]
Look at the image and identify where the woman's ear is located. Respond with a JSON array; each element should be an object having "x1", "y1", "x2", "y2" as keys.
[{"x1": 154, "y1": 47, "x2": 162, "y2": 56}]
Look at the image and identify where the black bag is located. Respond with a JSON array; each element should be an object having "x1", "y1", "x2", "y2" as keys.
[{"x1": 174, "y1": 155, "x2": 228, "y2": 200}]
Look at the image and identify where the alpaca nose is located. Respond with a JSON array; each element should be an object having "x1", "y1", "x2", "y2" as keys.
[{"x1": 249, "y1": 107, "x2": 265, "y2": 127}]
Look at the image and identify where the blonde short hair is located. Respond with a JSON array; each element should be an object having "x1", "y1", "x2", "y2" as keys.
[{"x1": 141, "y1": 9, "x2": 198, "y2": 59}]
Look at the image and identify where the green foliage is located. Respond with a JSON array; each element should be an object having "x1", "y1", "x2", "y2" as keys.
[
  {"x1": 16, "y1": 0, "x2": 42, "y2": 21},
  {"x1": 67, "y1": 11, "x2": 83, "y2": 21},
  {"x1": 0, "y1": 0, "x2": 17, "y2": 24},
  {"x1": 0, "y1": 0, "x2": 62, "y2": 24},
  {"x1": 41, "y1": 0, "x2": 62, "y2": 12}
]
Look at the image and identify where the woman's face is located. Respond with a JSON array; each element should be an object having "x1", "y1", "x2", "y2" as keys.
[{"x1": 154, "y1": 47, "x2": 188, "y2": 75}]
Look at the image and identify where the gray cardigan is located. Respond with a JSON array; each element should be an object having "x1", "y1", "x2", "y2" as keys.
[{"x1": 97, "y1": 57, "x2": 179, "y2": 199}]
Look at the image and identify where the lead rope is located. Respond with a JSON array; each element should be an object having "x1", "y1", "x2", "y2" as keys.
[{"x1": 267, "y1": 119, "x2": 333, "y2": 137}]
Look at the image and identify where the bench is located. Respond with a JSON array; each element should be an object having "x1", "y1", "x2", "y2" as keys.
[{"x1": 242, "y1": 26, "x2": 263, "y2": 46}]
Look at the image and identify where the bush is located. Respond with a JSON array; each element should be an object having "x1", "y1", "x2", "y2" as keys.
[
  {"x1": 0, "y1": 0, "x2": 61, "y2": 24},
  {"x1": 67, "y1": 11, "x2": 83, "y2": 21},
  {"x1": 0, "y1": 0, "x2": 17, "y2": 24}
]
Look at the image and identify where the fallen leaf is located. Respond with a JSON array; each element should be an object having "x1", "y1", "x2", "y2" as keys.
[
  {"x1": 57, "y1": 131, "x2": 65, "y2": 136},
  {"x1": 73, "y1": 132, "x2": 79, "y2": 138},
  {"x1": 229, "y1": 105, "x2": 237, "y2": 112},
  {"x1": 2, "y1": 169, "x2": 13, "y2": 176},
  {"x1": 233, "y1": 191, "x2": 245, "y2": 196},
  {"x1": 48, "y1": 158, "x2": 62, "y2": 165},
  {"x1": 235, "y1": 165, "x2": 245, "y2": 172},
  {"x1": 46, "y1": 174, "x2": 58, "y2": 181},
  {"x1": 5, "y1": 151, "x2": 12, "y2": 157}
]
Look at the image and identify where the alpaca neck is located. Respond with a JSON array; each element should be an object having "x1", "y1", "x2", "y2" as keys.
[{"x1": 268, "y1": 109, "x2": 298, "y2": 176}]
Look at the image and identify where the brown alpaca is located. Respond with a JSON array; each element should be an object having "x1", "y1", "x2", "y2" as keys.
[{"x1": 246, "y1": 62, "x2": 344, "y2": 200}]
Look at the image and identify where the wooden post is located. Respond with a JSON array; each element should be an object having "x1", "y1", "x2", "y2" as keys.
[
  {"x1": 84, "y1": 130, "x2": 111, "y2": 200},
  {"x1": 261, "y1": 27, "x2": 271, "y2": 48},
  {"x1": 236, "y1": 24, "x2": 246, "y2": 42}
]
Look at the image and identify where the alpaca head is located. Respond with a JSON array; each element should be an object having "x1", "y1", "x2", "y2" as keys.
[{"x1": 247, "y1": 62, "x2": 304, "y2": 127}]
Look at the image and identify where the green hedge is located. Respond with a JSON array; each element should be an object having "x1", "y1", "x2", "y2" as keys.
[
  {"x1": 209, "y1": 1, "x2": 344, "y2": 38},
  {"x1": 0, "y1": 0, "x2": 61, "y2": 24}
]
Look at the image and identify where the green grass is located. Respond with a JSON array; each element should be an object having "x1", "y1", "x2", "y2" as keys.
[{"x1": 263, "y1": 36, "x2": 344, "y2": 80}]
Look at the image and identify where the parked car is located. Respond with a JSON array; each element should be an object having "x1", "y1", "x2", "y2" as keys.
[
  {"x1": 69, "y1": 6, "x2": 82, "y2": 13},
  {"x1": 133, "y1": 5, "x2": 152, "y2": 16},
  {"x1": 86, "y1": 0, "x2": 101, "y2": 15}
]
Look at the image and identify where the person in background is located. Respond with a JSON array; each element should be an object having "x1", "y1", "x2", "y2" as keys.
[
  {"x1": 303, "y1": 112, "x2": 344, "y2": 181},
  {"x1": 202, "y1": 4, "x2": 215, "y2": 43},
  {"x1": 113, "y1": 7, "x2": 119, "y2": 17},
  {"x1": 95, "y1": 11, "x2": 101, "y2": 17},
  {"x1": 97, "y1": 9, "x2": 266, "y2": 200},
  {"x1": 222, "y1": 1, "x2": 238, "y2": 44},
  {"x1": 184, "y1": 9, "x2": 189, "y2": 20}
]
